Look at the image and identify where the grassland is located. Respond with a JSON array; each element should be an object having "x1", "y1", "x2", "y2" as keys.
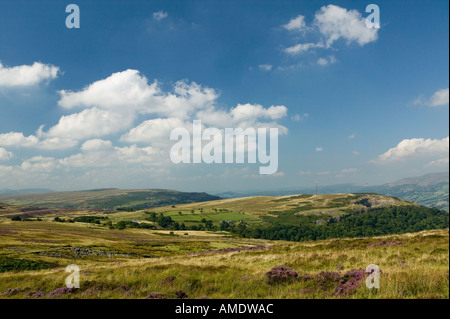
[
  {"x1": 0, "y1": 193, "x2": 448, "y2": 299},
  {"x1": 0, "y1": 217, "x2": 448, "y2": 299},
  {"x1": 0, "y1": 189, "x2": 220, "y2": 210}
]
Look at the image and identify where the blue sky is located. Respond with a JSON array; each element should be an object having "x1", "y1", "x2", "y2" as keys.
[{"x1": 0, "y1": 0, "x2": 448, "y2": 193}]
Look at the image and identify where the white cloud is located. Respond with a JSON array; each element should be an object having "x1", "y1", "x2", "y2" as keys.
[
  {"x1": 258, "y1": 64, "x2": 273, "y2": 71},
  {"x1": 46, "y1": 107, "x2": 133, "y2": 140},
  {"x1": 282, "y1": 5, "x2": 378, "y2": 62},
  {"x1": 315, "y1": 5, "x2": 378, "y2": 47},
  {"x1": 0, "y1": 61, "x2": 59, "y2": 87},
  {"x1": 0, "y1": 131, "x2": 76, "y2": 150},
  {"x1": 58, "y1": 69, "x2": 161, "y2": 112},
  {"x1": 59, "y1": 139, "x2": 160, "y2": 168},
  {"x1": 316, "y1": 147, "x2": 323, "y2": 152},
  {"x1": 425, "y1": 157, "x2": 449, "y2": 168},
  {"x1": 196, "y1": 103, "x2": 288, "y2": 134},
  {"x1": 0, "y1": 132, "x2": 39, "y2": 147},
  {"x1": 283, "y1": 15, "x2": 306, "y2": 31},
  {"x1": 374, "y1": 136, "x2": 449, "y2": 163},
  {"x1": 153, "y1": 11, "x2": 168, "y2": 21},
  {"x1": 317, "y1": 55, "x2": 337, "y2": 66},
  {"x1": 415, "y1": 88, "x2": 449, "y2": 107},
  {"x1": 353, "y1": 150, "x2": 359, "y2": 155},
  {"x1": 429, "y1": 88, "x2": 449, "y2": 106},
  {"x1": 0, "y1": 148, "x2": 13, "y2": 160},
  {"x1": 285, "y1": 42, "x2": 323, "y2": 55},
  {"x1": 348, "y1": 133, "x2": 356, "y2": 139},
  {"x1": 21, "y1": 156, "x2": 56, "y2": 172},
  {"x1": 120, "y1": 117, "x2": 186, "y2": 145}
]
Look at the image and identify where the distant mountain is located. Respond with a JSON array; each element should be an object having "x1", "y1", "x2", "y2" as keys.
[
  {"x1": 0, "y1": 189, "x2": 221, "y2": 210},
  {"x1": 216, "y1": 172, "x2": 449, "y2": 211},
  {"x1": 387, "y1": 172, "x2": 449, "y2": 187},
  {"x1": 368, "y1": 173, "x2": 449, "y2": 211}
]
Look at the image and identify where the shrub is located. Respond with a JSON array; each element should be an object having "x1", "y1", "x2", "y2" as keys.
[
  {"x1": 265, "y1": 266, "x2": 298, "y2": 285},
  {"x1": 334, "y1": 268, "x2": 367, "y2": 296}
]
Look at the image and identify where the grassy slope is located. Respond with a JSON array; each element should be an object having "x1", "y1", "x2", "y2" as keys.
[
  {"x1": 0, "y1": 189, "x2": 220, "y2": 210},
  {"x1": 0, "y1": 194, "x2": 447, "y2": 299},
  {"x1": 0, "y1": 217, "x2": 447, "y2": 299}
]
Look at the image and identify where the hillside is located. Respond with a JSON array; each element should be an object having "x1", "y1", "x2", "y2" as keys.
[
  {"x1": 0, "y1": 189, "x2": 221, "y2": 210},
  {"x1": 216, "y1": 172, "x2": 450, "y2": 211},
  {"x1": 0, "y1": 192, "x2": 448, "y2": 299},
  {"x1": 0, "y1": 214, "x2": 448, "y2": 298}
]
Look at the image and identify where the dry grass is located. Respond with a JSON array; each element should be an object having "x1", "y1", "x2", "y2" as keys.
[{"x1": 0, "y1": 217, "x2": 447, "y2": 299}]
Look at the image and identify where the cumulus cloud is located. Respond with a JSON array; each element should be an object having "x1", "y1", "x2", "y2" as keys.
[
  {"x1": 0, "y1": 61, "x2": 59, "y2": 87},
  {"x1": 120, "y1": 118, "x2": 186, "y2": 145},
  {"x1": 21, "y1": 156, "x2": 56, "y2": 172},
  {"x1": 374, "y1": 136, "x2": 449, "y2": 163},
  {"x1": 1, "y1": 68, "x2": 290, "y2": 181},
  {"x1": 196, "y1": 103, "x2": 288, "y2": 134},
  {"x1": 283, "y1": 15, "x2": 306, "y2": 31},
  {"x1": 429, "y1": 88, "x2": 449, "y2": 106},
  {"x1": 316, "y1": 147, "x2": 323, "y2": 152},
  {"x1": 282, "y1": 5, "x2": 378, "y2": 59},
  {"x1": 46, "y1": 108, "x2": 134, "y2": 140},
  {"x1": 315, "y1": 5, "x2": 378, "y2": 47},
  {"x1": 59, "y1": 139, "x2": 160, "y2": 168},
  {"x1": 0, "y1": 132, "x2": 39, "y2": 147},
  {"x1": 0, "y1": 148, "x2": 13, "y2": 160},
  {"x1": 415, "y1": 88, "x2": 449, "y2": 107},
  {"x1": 0, "y1": 131, "x2": 77, "y2": 150}
]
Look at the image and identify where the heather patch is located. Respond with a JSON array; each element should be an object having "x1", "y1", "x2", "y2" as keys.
[
  {"x1": 265, "y1": 266, "x2": 298, "y2": 285},
  {"x1": 48, "y1": 287, "x2": 74, "y2": 297},
  {"x1": 334, "y1": 268, "x2": 367, "y2": 296}
]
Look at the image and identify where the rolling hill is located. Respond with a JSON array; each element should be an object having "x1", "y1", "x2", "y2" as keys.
[
  {"x1": 216, "y1": 172, "x2": 450, "y2": 211},
  {"x1": 0, "y1": 189, "x2": 221, "y2": 210}
]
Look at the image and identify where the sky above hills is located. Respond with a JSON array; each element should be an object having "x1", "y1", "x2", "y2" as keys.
[{"x1": 0, "y1": 0, "x2": 448, "y2": 193}]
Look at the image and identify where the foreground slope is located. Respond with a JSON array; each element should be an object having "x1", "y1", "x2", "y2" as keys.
[{"x1": 0, "y1": 216, "x2": 447, "y2": 299}]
